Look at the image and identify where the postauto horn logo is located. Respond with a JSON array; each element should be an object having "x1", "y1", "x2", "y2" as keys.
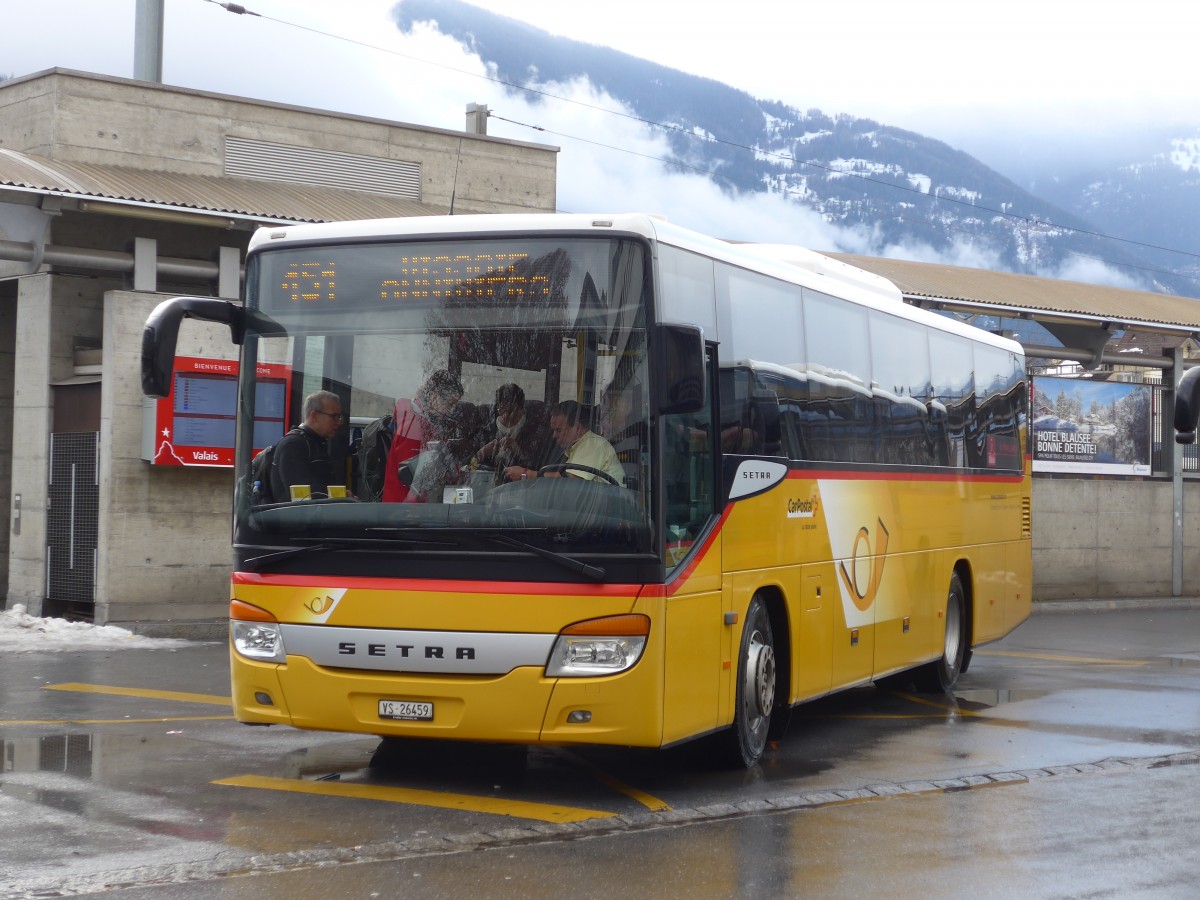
[{"x1": 837, "y1": 518, "x2": 890, "y2": 612}]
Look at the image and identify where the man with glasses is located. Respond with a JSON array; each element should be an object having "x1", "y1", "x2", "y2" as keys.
[{"x1": 270, "y1": 390, "x2": 344, "y2": 501}]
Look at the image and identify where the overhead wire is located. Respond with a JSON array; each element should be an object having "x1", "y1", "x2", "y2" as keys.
[{"x1": 204, "y1": 0, "x2": 1200, "y2": 283}]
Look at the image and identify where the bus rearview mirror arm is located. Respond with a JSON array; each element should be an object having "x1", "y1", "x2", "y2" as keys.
[{"x1": 141, "y1": 297, "x2": 246, "y2": 398}]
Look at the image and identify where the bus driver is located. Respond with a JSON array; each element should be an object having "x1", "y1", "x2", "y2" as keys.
[{"x1": 504, "y1": 400, "x2": 625, "y2": 485}]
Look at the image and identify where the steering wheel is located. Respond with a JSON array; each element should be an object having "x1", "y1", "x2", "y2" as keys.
[{"x1": 538, "y1": 462, "x2": 621, "y2": 486}]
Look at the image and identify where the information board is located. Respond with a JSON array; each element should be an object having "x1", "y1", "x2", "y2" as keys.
[{"x1": 145, "y1": 356, "x2": 291, "y2": 467}]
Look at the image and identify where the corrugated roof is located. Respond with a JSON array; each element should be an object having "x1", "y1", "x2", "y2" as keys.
[
  {"x1": 0, "y1": 149, "x2": 456, "y2": 223},
  {"x1": 828, "y1": 253, "x2": 1200, "y2": 333}
]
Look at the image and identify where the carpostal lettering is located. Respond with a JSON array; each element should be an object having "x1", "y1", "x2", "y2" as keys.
[
  {"x1": 787, "y1": 497, "x2": 816, "y2": 518},
  {"x1": 338, "y1": 641, "x2": 477, "y2": 661}
]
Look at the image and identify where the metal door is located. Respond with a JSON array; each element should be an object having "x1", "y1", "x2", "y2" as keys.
[{"x1": 45, "y1": 432, "x2": 99, "y2": 620}]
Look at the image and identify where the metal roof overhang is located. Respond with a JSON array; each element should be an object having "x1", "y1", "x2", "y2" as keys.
[
  {"x1": 826, "y1": 252, "x2": 1200, "y2": 370},
  {"x1": 827, "y1": 252, "x2": 1200, "y2": 337},
  {"x1": 0, "y1": 149, "x2": 459, "y2": 225}
]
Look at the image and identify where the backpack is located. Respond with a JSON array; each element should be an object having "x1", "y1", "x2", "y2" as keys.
[
  {"x1": 249, "y1": 427, "x2": 302, "y2": 504},
  {"x1": 250, "y1": 443, "x2": 277, "y2": 503},
  {"x1": 356, "y1": 414, "x2": 395, "y2": 501}
]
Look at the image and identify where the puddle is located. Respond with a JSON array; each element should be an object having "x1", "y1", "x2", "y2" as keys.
[{"x1": 951, "y1": 688, "x2": 1049, "y2": 711}]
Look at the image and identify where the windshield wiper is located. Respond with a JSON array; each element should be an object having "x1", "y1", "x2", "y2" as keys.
[
  {"x1": 486, "y1": 534, "x2": 606, "y2": 582},
  {"x1": 243, "y1": 542, "x2": 343, "y2": 571},
  {"x1": 242, "y1": 534, "x2": 460, "y2": 571}
]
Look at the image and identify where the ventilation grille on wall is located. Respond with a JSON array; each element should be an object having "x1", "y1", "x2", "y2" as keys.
[{"x1": 224, "y1": 136, "x2": 421, "y2": 199}]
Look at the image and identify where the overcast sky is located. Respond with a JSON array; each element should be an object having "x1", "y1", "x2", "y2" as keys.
[{"x1": 3, "y1": 0, "x2": 1196, "y2": 281}]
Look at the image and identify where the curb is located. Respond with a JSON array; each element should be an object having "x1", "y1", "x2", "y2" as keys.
[{"x1": 1032, "y1": 596, "x2": 1200, "y2": 613}]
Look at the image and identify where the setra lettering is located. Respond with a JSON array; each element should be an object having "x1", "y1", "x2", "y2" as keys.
[
  {"x1": 335, "y1": 642, "x2": 475, "y2": 659},
  {"x1": 741, "y1": 470, "x2": 773, "y2": 480}
]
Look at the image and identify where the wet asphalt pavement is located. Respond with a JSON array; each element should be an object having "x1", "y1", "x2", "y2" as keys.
[{"x1": 2, "y1": 604, "x2": 1198, "y2": 897}]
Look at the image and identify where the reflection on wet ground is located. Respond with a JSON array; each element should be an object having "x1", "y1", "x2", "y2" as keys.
[
  {"x1": 4, "y1": 610, "x2": 1200, "y2": 897},
  {"x1": 950, "y1": 688, "x2": 1048, "y2": 709}
]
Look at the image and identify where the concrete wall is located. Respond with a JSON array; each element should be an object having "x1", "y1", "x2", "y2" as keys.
[
  {"x1": 97, "y1": 292, "x2": 237, "y2": 626},
  {"x1": 1032, "y1": 478, "x2": 1200, "y2": 599}
]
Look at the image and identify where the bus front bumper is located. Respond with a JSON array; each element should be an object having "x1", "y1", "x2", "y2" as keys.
[{"x1": 230, "y1": 652, "x2": 665, "y2": 748}]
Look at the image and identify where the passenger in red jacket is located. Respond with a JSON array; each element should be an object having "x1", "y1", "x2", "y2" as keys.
[{"x1": 381, "y1": 370, "x2": 464, "y2": 502}]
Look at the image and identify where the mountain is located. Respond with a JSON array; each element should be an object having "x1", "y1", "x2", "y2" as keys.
[
  {"x1": 1038, "y1": 137, "x2": 1200, "y2": 287},
  {"x1": 395, "y1": 0, "x2": 1197, "y2": 296}
]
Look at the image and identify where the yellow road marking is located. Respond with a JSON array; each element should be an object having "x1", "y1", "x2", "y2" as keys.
[
  {"x1": 215, "y1": 774, "x2": 617, "y2": 823},
  {"x1": 0, "y1": 716, "x2": 234, "y2": 726},
  {"x1": 563, "y1": 751, "x2": 672, "y2": 811},
  {"x1": 45, "y1": 683, "x2": 232, "y2": 706},
  {"x1": 974, "y1": 650, "x2": 1147, "y2": 666}
]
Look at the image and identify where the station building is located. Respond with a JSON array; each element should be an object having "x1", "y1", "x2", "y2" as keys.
[
  {"x1": 1, "y1": 68, "x2": 1198, "y2": 633},
  {"x1": 0, "y1": 69, "x2": 557, "y2": 631}
]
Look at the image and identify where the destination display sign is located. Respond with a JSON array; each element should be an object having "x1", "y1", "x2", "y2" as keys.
[{"x1": 265, "y1": 248, "x2": 564, "y2": 309}]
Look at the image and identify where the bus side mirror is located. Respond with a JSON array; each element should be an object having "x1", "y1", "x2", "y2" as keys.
[
  {"x1": 1175, "y1": 367, "x2": 1200, "y2": 444},
  {"x1": 141, "y1": 297, "x2": 246, "y2": 398},
  {"x1": 656, "y1": 324, "x2": 705, "y2": 415}
]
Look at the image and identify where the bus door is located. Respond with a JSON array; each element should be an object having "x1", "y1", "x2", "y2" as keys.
[{"x1": 660, "y1": 345, "x2": 723, "y2": 744}]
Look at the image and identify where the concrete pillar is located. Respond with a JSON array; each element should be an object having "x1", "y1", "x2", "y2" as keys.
[
  {"x1": 0, "y1": 288, "x2": 15, "y2": 601},
  {"x1": 218, "y1": 246, "x2": 241, "y2": 300},
  {"x1": 465, "y1": 103, "x2": 489, "y2": 135},
  {"x1": 8, "y1": 276, "x2": 54, "y2": 613},
  {"x1": 6, "y1": 275, "x2": 104, "y2": 615}
]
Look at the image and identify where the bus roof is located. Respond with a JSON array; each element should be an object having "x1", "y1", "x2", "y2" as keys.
[{"x1": 247, "y1": 212, "x2": 1023, "y2": 357}]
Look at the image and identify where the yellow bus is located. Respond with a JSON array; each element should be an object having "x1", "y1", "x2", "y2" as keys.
[{"x1": 142, "y1": 213, "x2": 1031, "y2": 767}]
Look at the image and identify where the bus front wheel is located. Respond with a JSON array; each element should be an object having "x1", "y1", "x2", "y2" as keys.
[
  {"x1": 914, "y1": 573, "x2": 967, "y2": 693},
  {"x1": 723, "y1": 596, "x2": 776, "y2": 768}
]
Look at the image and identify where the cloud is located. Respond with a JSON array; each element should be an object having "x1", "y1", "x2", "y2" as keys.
[{"x1": 1049, "y1": 257, "x2": 1150, "y2": 291}]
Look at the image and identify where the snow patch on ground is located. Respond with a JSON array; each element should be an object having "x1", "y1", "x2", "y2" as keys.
[{"x1": 0, "y1": 605, "x2": 194, "y2": 652}]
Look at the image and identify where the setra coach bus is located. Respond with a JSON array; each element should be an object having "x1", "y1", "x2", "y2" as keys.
[{"x1": 141, "y1": 213, "x2": 1032, "y2": 767}]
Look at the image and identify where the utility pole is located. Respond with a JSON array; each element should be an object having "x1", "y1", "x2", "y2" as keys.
[{"x1": 134, "y1": 0, "x2": 165, "y2": 83}]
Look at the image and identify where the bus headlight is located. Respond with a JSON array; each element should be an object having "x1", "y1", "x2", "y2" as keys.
[
  {"x1": 546, "y1": 614, "x2": 649, "y2": 677},
  {"x1": 230, "y1": 600, "x2": 286, "y2": 663}
]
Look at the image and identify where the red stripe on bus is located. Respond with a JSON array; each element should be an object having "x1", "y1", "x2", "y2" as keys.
[
  {"x1": 784, "y1": 468, "x2": 1025, "y2": 484},
  {"x1": 231, "y1": 571, "x2": 642, "y2": 596}
]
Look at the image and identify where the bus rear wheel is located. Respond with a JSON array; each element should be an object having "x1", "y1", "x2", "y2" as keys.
[
  {"x1": 722, "y1": 597, "x2": 776, "y2": 768},
  {"x1": 914, "y1": 572, "x2": 967, "y2": 693}
]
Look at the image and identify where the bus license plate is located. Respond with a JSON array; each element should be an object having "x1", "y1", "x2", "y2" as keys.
[{"x1": 378, "y1": 700, "x2": 434, "y2": 721}]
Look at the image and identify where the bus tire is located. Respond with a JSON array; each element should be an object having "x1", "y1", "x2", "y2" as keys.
[
  {"x1": 914, "y1": 572, "x2": 967, "y2": 693},
  {"x1": 723, "y1": 596, "x2": 776, "y2": 768}
]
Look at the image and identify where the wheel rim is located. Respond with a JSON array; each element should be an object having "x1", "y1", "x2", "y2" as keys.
[{"x1": 744, "y1": 631, "x2": 776, "y2": 720}]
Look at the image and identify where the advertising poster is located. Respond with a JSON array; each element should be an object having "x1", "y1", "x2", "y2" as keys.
[{"x1": 1031, "y1": 375, "x2": 1151, "y2": 475}]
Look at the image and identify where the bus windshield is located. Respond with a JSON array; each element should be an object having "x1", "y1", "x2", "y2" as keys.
[{"x1": 234, "y1": 236, "x2": 653, "y2": 561}]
